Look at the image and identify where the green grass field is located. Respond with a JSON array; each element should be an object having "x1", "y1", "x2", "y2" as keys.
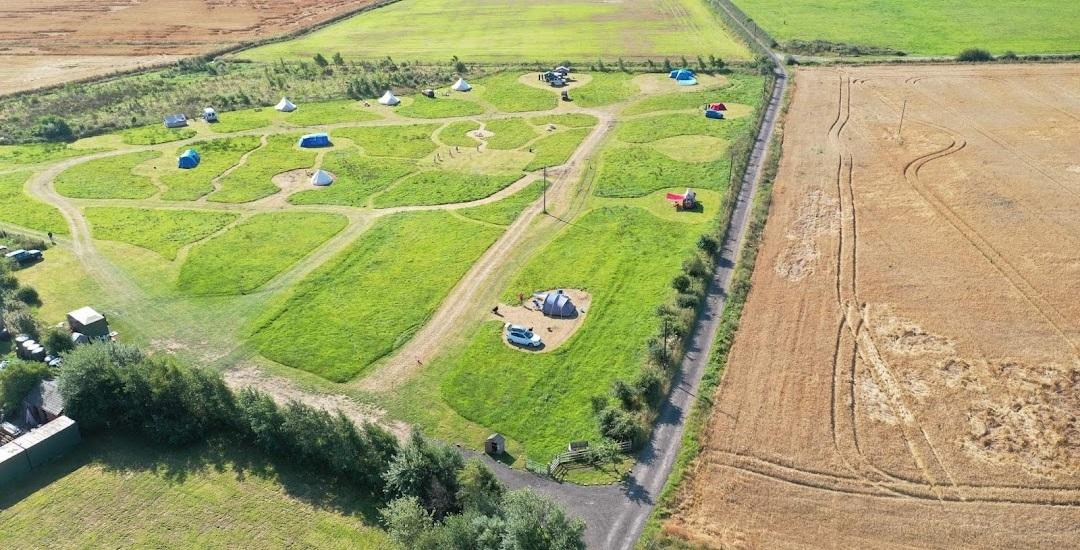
[
  {"x1": 618, "y1": 112, "x2": 751, "y2": 143},
  {"x1": 209, "y1": 108, "x2": 279, "y2": 133},
  {"x1": 251, "y1": 211, "x2": 502, "y2": 382},
  {"x1": 733, "y1": 0, "x2": 1080, "y2": 56},
  {"x1": 283, "y1": 99, "x2": 383, "y2": 126},
  {"x1": 288, "y1": 150, "x2": 416, "y2": 207},
  {"x1": 0, "y1": 435, "x2": 393, "y2": 549},
  {"x1": 85, "y1": 207, "x2": 239, "y2": 260},
  {"x1": 457, "y1": 181, "x2": 543, "y2": 226},
  {"x1": 437, "y1": 120, "x2": 482, "y2": 146},
  {"x1": 241, "y1": 0, "x2": 750, "y2": 62},
  {"x1": 398, "y1": 95, "x2": 486, "y2": 119},
  {"x1": 439, "y1": 206, "x2": 705, "y2": 458},
  {"x1": 483, "y1": 119, "x2": 538, "y2": 150},
  {"x1": 0, "y1": 143, "x2": 107, "y2": 170},
  {"x1": 623, "y1": 73, "x2": 764, "y2": 115},
  {"x1": 595, "y1": 146, "x2": 725, "y2": 197},
  {"x1": 54, "y1": 151, "x2": 161, "y2": 199},
  {"x1": 574, "y1": 73, "x2": 640, "y2": 107},
  {"x1": 209, "y1": 135, "x2": 317, "y2": 203},
  {"x1": 373, "y1": 171, "x2": 522, "y2": 207},
  {"x1": 529, "y1": 113, "x2": 598, "y2": 128},
  {"x1": 120, "y1": 124, "x2": 197, "y2": 145},
  {"x1": 335, "y1": 124, "x2": 440, "y2": 158},
  {"x1": 474, "y1": 74, "x2": 559, "y2": 113},
  {"x1": 160, "y1": 136, "x2": 263, "y2": 201},
  {"x1": 177, "y1": 212, "x2": 347, "y2": 295},
  {"x1": 0, "y1": 171, "x2": 67, "y2": 234},
  {"x1": 524, "y1": 128, "x2": 592, "y2": 171}
]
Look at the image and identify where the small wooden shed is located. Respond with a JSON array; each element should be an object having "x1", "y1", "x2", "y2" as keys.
[{"x1": 485, "y1": 433, "x2": 505, "y2": 456}]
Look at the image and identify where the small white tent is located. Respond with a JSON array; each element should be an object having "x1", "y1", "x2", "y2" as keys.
[
  {"x1": 451, "y1": 78, "x2": 472, "y2": 92},
  {"x1": 378, "y1": 90, "x2": 401, "y2": 106},
  {"x1": 310, "y1": 170, "x2": 334, "y2": 186},
  {"x1": 275, "y1": 97, "x2": 297, "y2": 112}
]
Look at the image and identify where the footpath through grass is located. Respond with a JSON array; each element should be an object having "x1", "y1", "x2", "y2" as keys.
[
  {"x1": 437, "y1": 121, "x2": 482, "y2": 147},
  {"x1": 240, "y1": 0, "x2": 751, "y2": 62},
  {"x1": 208, "y1": 134, "x2": 317, "y2": 203},
  {"x1": 335, "y1": 124, "x2": 440, "y2": 158},
  {"x1": 483, "y1": 119, "x2": 538, "y2": 150},
  {"x1": 595, "y1": 146, "x2": 726, "y2": 197},
  {"x1": 457, "y1": 181, "x2": 543, "y2": 226},
  {"x1": 0, "y1": 143, "x2": 106, "y2": 170},
  {"x1": 524, "y1": 128, "x2": 592, "y2": 171},
  {"x1": 251, "y1": 211, "x2": 503, "y2": 383},
  {"x1": 85, "y1": 207, "x2": 239, "y2": 260},
  {"x1": 0, "y1": 171, "x2": 66, "y2": 234},
  {"x1": 54, "y1": 151, "x2": 161, "y2": 199},
  {"x1": 160, "y1": 136, "x2": 263, "y2": 201},
  {"x1": 474, "y1": 73, "x2": 559, "y2": 113},
  {"x1": 373, "y1": 171, "x2": 522, "y2": 208},
  {"x1": 734, "y1": 0, "x2": 1080, "y2": 56},
  {"x1": 437, "y1": 206, "x2": 706, "y2": 459},
  {"x1": 177, "y1": 212, "x2": 347, "y2": 295},
  {"x1": 289, "y1": 150, "x2": 416, "y2": 207},
  {"x1": 0, "y1": 435, "x2": 394, "y2": 549}
]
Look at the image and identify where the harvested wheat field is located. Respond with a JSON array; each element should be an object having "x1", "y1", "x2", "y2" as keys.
[
  {"x1": 667, "y1": 64, "x2": 1080, "y2": 548},
  {"x1": 0, "y1": 0, "x2": 377, "y2": 94}
]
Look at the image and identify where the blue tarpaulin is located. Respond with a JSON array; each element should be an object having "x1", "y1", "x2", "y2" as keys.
[
  {"x1": 177, "y1": 149, "x2": 200, "y2": 169},
  {"x1": 298, "y1": 133, "x2": 331, "y2": 148}
]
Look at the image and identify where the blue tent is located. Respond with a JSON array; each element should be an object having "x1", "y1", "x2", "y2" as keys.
[
  {"x1": 177, "y1": 149, "x2": 200, "y2": 169},
  {"x1": 298, "y1": 133, "x2": 331, "y2": 148},
  {"x1": 705, "y1": 110, "x2": 724, "y2": 120},
  {"x1": 669, "y1": 68, "x2": 696, "y2": 80}
]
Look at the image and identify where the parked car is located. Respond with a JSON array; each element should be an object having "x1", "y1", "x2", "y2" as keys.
[
  {"x1": 1, "y1": 421, "x2": 22, "y2": 438},
  {"x1": 505, "y1": 324, "x2": 542, "y2": 348},
  {"x1": 4, "y1": 248, "x2": 43, "y2": 266}
]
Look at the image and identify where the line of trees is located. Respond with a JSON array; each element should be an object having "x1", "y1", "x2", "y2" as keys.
[{"x1": 56, "y1": 341, "x2": 585, "y2": 549}]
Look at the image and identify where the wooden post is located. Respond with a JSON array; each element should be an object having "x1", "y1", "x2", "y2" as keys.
[{"x1": 897, "y1": 98, "x2": 908, "y2": 138}]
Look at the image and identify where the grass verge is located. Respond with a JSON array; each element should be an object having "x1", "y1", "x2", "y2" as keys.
[
  {"x1": 54, "y1": 151, "x2": 160, "y2": 199},
  {"x1": 85, "y1": 207, "x2": 239, "y2": 260},
  {"x1": 0, "y1": 171, "x2": 67, "y2": 234}
]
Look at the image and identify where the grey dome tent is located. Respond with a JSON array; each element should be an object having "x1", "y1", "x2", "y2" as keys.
[{"x1": 539, "y1": 291, "x2": 576, "y2": 317}]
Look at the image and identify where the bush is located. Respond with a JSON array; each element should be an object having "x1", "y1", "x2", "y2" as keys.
[
  {"x1": 612, "y1": 379, "x2": 638, "y2": 410},
  {"x1": 634, "y1": 367, "x2": 665, "y2": 407},
  {"x1": 697, "y1": 234, "x2": 718, "y2": 255},
  {"x1": 671, "y1": 274, "x2": 691, "y2": 293},
  {"x1": 597, "y1": 406, "x2": 640, "y2": 442},
  {"x1": 35, "y1": 115, "x2": 75, "y2": 143},
  {"x1": 958, "y1": 48, "x2": 993, "y2": 62},
  {"x1": 676, "y1": 293, "x2": 698, "y2": 309},
  {"x1": 43, "y1": 326, "x2": 74, "y2": 354},
  {"x1": 457, "y1": 459, "x2": 505, "y2": 516},
  {"x1": 14, "y1": 285, "x2": 39, "y2": 305},
  {"x1": 383, "y1": 431, "x2": 465, "y2": 519},
  {"x1": 0, "y1": 359, "x2": 49, "y2": 417},
  {"x1": 3, "y1": 309, "x2": 39, "y2": 339}
]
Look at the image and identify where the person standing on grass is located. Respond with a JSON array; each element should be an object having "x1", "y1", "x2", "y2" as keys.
[{"x1": 47, "y1": 231, "x2": 54, "y2": 244}]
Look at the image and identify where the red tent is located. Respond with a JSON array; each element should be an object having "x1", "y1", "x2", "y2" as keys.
[{"x1": 708, "y1": 102, "x2": 728, "y2": 111}]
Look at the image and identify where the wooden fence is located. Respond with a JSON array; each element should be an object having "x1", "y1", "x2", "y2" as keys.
[{"x1": 546, "y1": 440, "x2": 632, "y2": 478}]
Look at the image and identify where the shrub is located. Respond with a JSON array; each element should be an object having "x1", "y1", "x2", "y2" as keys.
[
  {"x1": 683, "y1": 256, "x2": 709, "y2": 279},
  {"x1": 597, "y1": 406, "x2": 640, "y2": 442},
  {"x1": 14, "y1": 285, "x2": 39, "y2": 305},
  {"x1": 0, "y1": 359, "x2": 49, "y2": 417},
  {"x1": 634, "y1": 367, "x2": 665, "y2": 407},
  {"x1": 35, "y1": 115, "x2": 74, "y2": 142},
  {"x1": 383, "y1": 431, "x2": 465, "y2": 519},
  {"x1": 672, "y1": 274, "x2": 691, "y2": 293},
  {"x1": 697, "y1": 234, "x2": 718, "y2": 254},
  {"x1": 612, "y1": 379, "x2": 639, "y2": 410},
  {"x1": 3, "y1": 309, "x2": 39, "y2": 339},
  {"x1": 42, "y1": 326, "x2": 74, "y2": 354},
  {"x1": 457, "y1": 459, "x2": 505, "y2": 516},
  {"x1": 676, "y1": 293, "x2": 698, "y2": 309},
  {"x1": 958, "y1": 48, "x2": 993, "y2": 62}
]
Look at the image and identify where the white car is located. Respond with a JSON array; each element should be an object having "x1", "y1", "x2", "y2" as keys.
[{"x1": 506, "y1": 324, "x2": 542, "y2": 348}]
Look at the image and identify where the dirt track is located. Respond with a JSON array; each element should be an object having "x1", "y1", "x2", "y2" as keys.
[{"x1": 668, "y1": 64, "x2": 1080, "y2": 548}]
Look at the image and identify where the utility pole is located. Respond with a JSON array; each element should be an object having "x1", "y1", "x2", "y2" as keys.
[{"x1": 897, "y1": 98, "x2": 908, "y2": 138}]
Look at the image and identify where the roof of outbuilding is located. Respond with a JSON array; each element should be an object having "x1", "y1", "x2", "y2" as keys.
[
  {"x1": 24, "y1": 380, "x2": 64, "y2": 416},
  {"x1": 67, "y1": 306, "x2": 105, "y2": 326}
]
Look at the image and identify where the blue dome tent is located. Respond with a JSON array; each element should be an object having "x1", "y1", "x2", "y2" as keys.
[
  {"x1": 177, "y1": 149, "x2": 200, "y2": 169},
  {"x1": 669, "y1": 68, "x2": 696, "y2": 79},
  {"x1": 705, "y1": 110, "x2": 724, "y2": 120},
  {"x1": 298, "y1": 133, "x2": 331, "y2": 148}
]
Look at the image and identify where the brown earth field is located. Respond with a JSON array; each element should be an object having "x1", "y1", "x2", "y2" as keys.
[
  {"x1": 0, "y1": 0, "x2": 378, "y2": 94},
  {"x1": 667, "y1": 63, "x2": 1080, "y2": 548}
]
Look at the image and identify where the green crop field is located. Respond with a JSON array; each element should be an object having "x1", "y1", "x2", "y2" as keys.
[
  {"x1": 241, "y1": 0, "x2": 750, "y2": 62},
  {"x1": 251, "y1": 211, "x2": 502, "y2": 382},
  {"x1": 160, "y1": 136, "x2": 263, "y2": 201},
  {"x1": 335, "y1": 124, "x2": 440, "y2": 158},
  {"x1": 574, "y1": 73, "x2": 640, "y2": 107},
  {"x1": 474, "y1": 74, "x2": 558, "y2": 113},
  {"x1": 209, "y1": 134, "x2": 318, "y2": 203},
  {"x1": 120, "y1": 124, "x2": 196, "y2": 145},
  {"x1": 283, "y1": 99, "x2": 383, "y2": 126},
  {"x1": 733, "y1": 0, "x2": 1080, "y2": 56},
  {"x1": 483, "y1": 119, "x2": 538, "y2": 150},
  {"x1": 457, "y1": 181, "x2": 543, "y2": 226},
  {"x1": 85, "y1": 207, "x2": 239, "y2": 260},
  {"x1": 0, "y1": 435, "x2": 393, "y2": 549},
  {"x1": 177, "y1": 212, "x2": 347, "y2": 295},
  {"x1": 437, "y1": 120, "x2": 482, "y2": 147},
  {"x1": 373, "y1": 170, "x2": 522, "y2": 207},
  {"x1": 398, "y1": 95, "x2": 486, "y2": 119},
  {"x1": 288, "y1": 150, "x2": 416, "y2": 207},
  {"x1": 54, "y1": 151, "x2": 161, "y2": 199},
  {"x1": 439, "y1": 206, "x2": 706, "y2": 458},
  {"x1": 525, "y1": 128, "x2": 592, "y2": 171},
  {"x1": 0, "y1": 171, "x2": 67, "y2": 234}
]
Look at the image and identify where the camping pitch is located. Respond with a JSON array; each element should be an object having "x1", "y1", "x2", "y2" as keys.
[
  {"x1": 452, "y1": 78, "x2": 472, "y2": 92},
  {"x1": 670, "y1": 68, "x2": 698, "y2": 86},
  {"x1": 276, "y1": 97, "x2": 297, "y2": 112},
  {"x1": 378, "y1": 91, "x2": 401, "y2": 106},
  {"x1": 538, "y1": 291, "x2": 577, "y2": 317}
]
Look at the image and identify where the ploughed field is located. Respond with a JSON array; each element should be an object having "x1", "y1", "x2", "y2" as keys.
[
  {"x1": 0, "y1": 0, "x2": 379, "y2": 94},
  {"x1": 666, "y1": 64, "x2": 1080, "y2": 547}
]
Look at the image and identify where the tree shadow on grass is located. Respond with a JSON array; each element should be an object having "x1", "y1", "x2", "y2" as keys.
[{"x1": 0, "y1": 432, "x2": 383, "y2": 523}]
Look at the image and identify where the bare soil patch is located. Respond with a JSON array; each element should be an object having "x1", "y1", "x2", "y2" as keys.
[
  {"x1": 668, "y1": 64, "x2": 1080, "y2": 548},
  {"x1": 492, "y1": 289, "x2": 592, "y2": 352}
]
